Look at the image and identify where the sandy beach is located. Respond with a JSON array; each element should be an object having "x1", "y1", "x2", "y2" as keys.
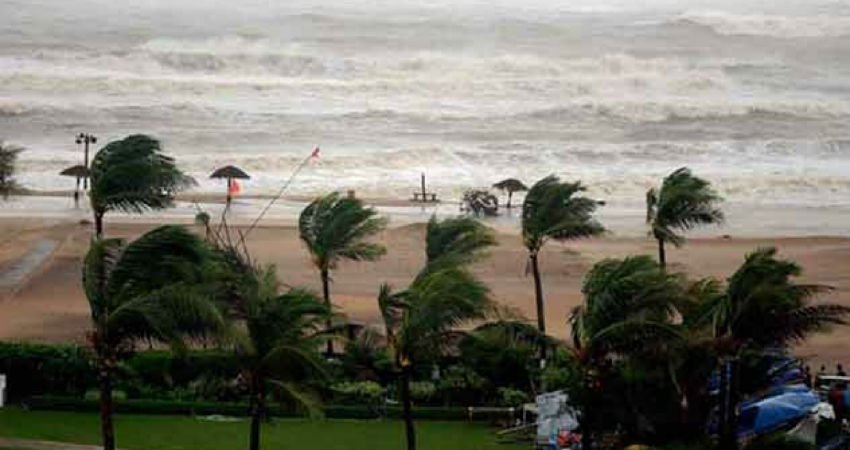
[{"x1": 1, "y1": 214, "x2": 846, "y2": 368}]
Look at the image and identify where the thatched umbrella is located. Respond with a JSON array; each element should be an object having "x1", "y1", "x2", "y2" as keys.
[
  {"x1": 60, "y1": 164, "x2": 90, "y2": 207},
  {"x1": 492, "y1": 178, "x2": 528, "y2": 208},
  {"x1": 210, "y1": 165, "x2": 250, "y2": 205}
]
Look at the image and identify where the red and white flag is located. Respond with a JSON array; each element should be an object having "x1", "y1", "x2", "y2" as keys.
[{"x1": 310, "y1": 146, "x2": 320, "y2": 161}]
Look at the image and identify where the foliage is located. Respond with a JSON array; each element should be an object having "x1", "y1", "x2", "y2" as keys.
[
  {"x1": 89, "y1": 135, "x2": 194, "y2": 235},
  {"x1": 330, "y1": 381, "x2": 385, "y2": 406},
  {"x1": 0, "y1": 141, "x2": 23, "y2": 198},
  {"x1": 298, "y1": 191, "x2": 387, "y2": 272},
  {"x1": 646, "y1": 167, "x2": 723, "y2": 248},
  {"x1": 461, "y1": 189, "x2": 499, "y2": 217},
  {"x1": 495, "y1": 387, "x2": 529, "y2": 407},
  {"x1": 458, "y1": 321, "x2": 544, "y2": 393},
  {"x1": 743, "y1": 433, "x2": 817, "y2": 450},
  {"x1": 425, "y1": 215, "x2": 496, "y2": 266},
  {"x1": 0, "y1": 342, "x2": 94, "y2": 402},
  {"x1": 522, "y1": 175, "x2": 605, "y2": 254},
  {"x1": 409, "y1": 381, "x2": 437, "y2": 403}
]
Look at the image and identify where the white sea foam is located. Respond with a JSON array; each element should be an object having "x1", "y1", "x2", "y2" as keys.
[{"x1": 677, "y1": 11, "x2": 850, "y2": 38}]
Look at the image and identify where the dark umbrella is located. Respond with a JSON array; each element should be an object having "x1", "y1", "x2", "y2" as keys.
[
  {"x1": 210, "y1": 165, "x2": 250, "y2": 205},
  {"x1": 492, "y1": 178, "x2": 528, "y2": 209},
  {"x1": 60, "y1": 165, "x2": 90, "y2": 207}
]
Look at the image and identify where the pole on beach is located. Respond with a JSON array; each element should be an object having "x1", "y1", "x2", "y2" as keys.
[
  {"x1": 421, "y1": 172, "x2": 426, "y2": 201},
  {"x1": 75, "y1": 133, "x2": 97, "y2": 190}
]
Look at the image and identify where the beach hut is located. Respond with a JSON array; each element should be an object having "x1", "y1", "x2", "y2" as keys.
[
  {"x1": 210, "y1": 165, "x2": 250, "y2": 206},
  {"x1": 59, "y1": 164, "x2": 89, "y2": 207}
]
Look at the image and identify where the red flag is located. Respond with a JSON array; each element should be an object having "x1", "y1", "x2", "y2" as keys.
[
  {"x1": 310, "y1": 146, "x2": 320, "y2": 160},
  {"x1": 229, "y1": 179, "x2": 241, "y2": 195}
]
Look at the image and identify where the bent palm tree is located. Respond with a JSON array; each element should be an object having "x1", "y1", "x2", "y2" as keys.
[
  {"x1": 222, "y1": 263, "x2": 329, "y2": 450},
  {"x1": 299, "y1": 192, "x2": 387, "y2": 355},
  {"x1": 83, "y1": 226, "x2": 224, "y2": 450},
  {"x1": 89, "y1": 134, "x2": 194, "y2": 238},
  {"x1": 522, "y1": 175, "x2": 604, "y2": 349},
  {"x1": 425, "y1": 215, "x2": 496, "y2": 266},
  {"x1": 646, "y1": 167, "x2": 724, "y2": 268},
  {"x1": 687, "y1": 247, "x2": 850, "y2": 449},
  {"x1": 493, "y1": 178, "x2": 528, "y2": 209},
  {"x1": 569, "y1": 255, "x2": 687, "y2": 450},
  {"x1": 0, "y1": 141, "x2": 23, "y2": 199}
]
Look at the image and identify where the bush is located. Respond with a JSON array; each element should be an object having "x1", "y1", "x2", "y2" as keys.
[
  {"x1": 409, "y1": 381, "x2": 436, "y2": 404},
  {"x1": 330, "y1": 381, "x2": 385, "y2": 406},
  {"x1": 743, "y1": 433, "x2": 817, "y2": 450},
  {"x1": 0, "y1": 342, "x2": 94, "y2": 401},
  {"x1": 496, "y1": 387, "x2": 529, "y2": 407}
]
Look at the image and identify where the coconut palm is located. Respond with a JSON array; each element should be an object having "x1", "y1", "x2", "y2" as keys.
[
  {"x1": 425, "y1": 215, "x2": 496, "y2": 266},
  {"x1": 377, "y1": 216, "x2": 495, "y2": 450},
  {"x1": 298, "y1": 192, "x2": 387, "y2": 355},
  {"x1": 646, "y1": 167, "x2": 724, "y2": 268},
  {"x1": 687, "y1": 247, "x2": 850, "y2": 449},
  {"x1": 522, "y1": 175, "x2": 605, "y2": 347},
  {"x1": 89, "y1": 134, "x2": 194, "y2": 238},
  {"x1": 83, "y1": 226, "x2": 225, "y2": 450},
  {"x1": 378, "y1": 266, "x2": 491, "y2": 450},
  {"x1": 569, "y1": 255, "x2": 687, "y2": 450},
  {"x1": 0, "y1": 141, "x2": 23, "y2": 199},
  {"x1": 493, "y1": 178, "x2": 528, "y2": 209},
  {"x1": 221, "y1": 262, "x2": 329, "y2": 450}
]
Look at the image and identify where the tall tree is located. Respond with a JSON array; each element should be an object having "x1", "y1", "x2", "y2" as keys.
[
  {"x1": 89, "y1": 134, "x2": 193, "y2": 238},
  {"x1": 522, "y1": 175, "x2": 604, "y2": 356},
  {"x1": 298, "y1": 192, "x2": 387, "y2": 355},
  {"x1": 220, "y1": 261, "x2": 329, "y2": 450},
  {"x1": 0, "y1": 141, "x2": 23, "y2": 199},
  {"x1": 378, "y1": 216, "x2": 496, "y2": 450},
  {"x1": 687, "y1": 247, "x2": 850, "y2": 450},
  {"x1": 492, "y1": 178, "x2": 528, "y2": 209},
  {"x1": 646, "y1": 167, "x2": 724, "y2": 268},
  {"x1": 569, "y1": 255, "x2": 687, "y2": 450},
  {"x1": 83, "y1": 226, "x2": 224, "y2": 450}
]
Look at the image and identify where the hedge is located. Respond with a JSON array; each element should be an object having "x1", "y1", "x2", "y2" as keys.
[
  {"x1": 25, "y1": 396, "x2": 510, "y2": 422},
  {"x1": 0, "y1": 342, "x2": 94, "y2": 402}
]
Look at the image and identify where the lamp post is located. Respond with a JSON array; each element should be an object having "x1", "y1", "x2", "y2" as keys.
[{"x1": 75, "y1": 133, "x2": 97, "y2": 190}]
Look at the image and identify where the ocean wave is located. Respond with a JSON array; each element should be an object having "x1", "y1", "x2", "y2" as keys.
[
  {"x1": 675, "y1": 11, "x2": 850, "y2": 38},
  {"x1": 0, "y1": 100, "x2": 34, "y2": 117}
]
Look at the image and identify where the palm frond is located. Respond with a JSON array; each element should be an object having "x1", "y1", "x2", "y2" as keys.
[
  {"x1": 647, "y1": 167, "x2": 724, "y2": 247},
  {"x1": 522, "y1": 175, "x2": 605, "y2": 252},
  {"x1": 425, "y1": 215, "x2": 497, "y2": 265},
  {"x1": 268, "y1": 380, "x2": 324, "y2": 419}
]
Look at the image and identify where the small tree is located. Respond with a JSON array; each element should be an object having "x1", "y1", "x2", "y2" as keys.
[
  {"x1": 646, "y1": 167, "x2": 724, "y2": 268},
  {"x1": 522, "y1": 175, "x2": 604, "y2": 357},
  {"x1": 0, "y1": 141, "x2": 23, "y2": 199},
  {"x1": 461, "y1": 189, "x2": 499, "y2": 217},
  {"x1": 299, "y1": 192, "x2": 387, "y2": 355},
  {"x1": 493, "y1": 178, "x2": 528, "y2": 209},
  {"x1": 83, "y1": 226, "x2": 224, "y2": 450},
  {"x1": 89, "y1": 134, "x2": 194, "y2": 238}
]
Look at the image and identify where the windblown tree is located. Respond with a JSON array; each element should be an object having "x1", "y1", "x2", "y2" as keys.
[
  {"x1": 685, "y1": 247, "x2": 850, "y2": 449},
  {"x1": 646, "y1": 167, "x2": 724, "y2": 268},
  {"x1": 378, "y1": 216, "x2": 496, "y2": 450},
  {"x1": 89, "y1": 134, "x2": 194, "y2": 238},
  {"x1": 220, "y1": 260, "x2": 330, "y2": 450},
  {"x1": 0, "y1": 141, "x2": 23, "y2": 199},
  {"x1": 522, "y1": 175, "x2": 605, "y2": 353},
  {"x1": 493, "y1": 178, "x2": 528, "y2": 209},
  {"x1": 568, "y1": 255, "x2": 687, "y2": 450},
  {"x1": 298, "y1": 192, "x2": 387, "y2": 355},
  {"x1": 83, "y1": 226, "x2": 224, "y2": 450}
]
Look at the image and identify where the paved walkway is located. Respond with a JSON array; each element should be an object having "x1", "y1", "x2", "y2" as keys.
[{"x1": 0, "y1": 436, "x2": 108, "y2": 450}]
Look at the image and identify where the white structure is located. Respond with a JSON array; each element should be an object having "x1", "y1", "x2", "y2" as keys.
[{"x1": 0, "y1": 374, "x2": 6, "y2": 408}]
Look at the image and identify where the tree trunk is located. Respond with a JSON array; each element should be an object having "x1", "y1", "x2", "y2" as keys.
[
  {"x1": 530, "y1": 253, "x2": 547, "y2": 361},
  {"x1": 321, "y1": 267, "x2": 333, "y2": 356},
  {"x1": 99, "y1": 367, "x2": 115, "y2": 450},
  {"x1": 657, "y1": 238, "x2": 666, "y2": 268},
  {"x1": 94, "y1": 211, "x2": 104, "y2": 239},
  {"x1": 581, "y1": 372, "x2": 594, "y2": 450},
  {"x1": 249, "y1": 373, "x2": 264, "y2": 450},
  {"x1": 400, "y1": 369, "x2": 417, "y2": 450}
]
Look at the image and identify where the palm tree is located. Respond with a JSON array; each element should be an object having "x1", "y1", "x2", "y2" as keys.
[
  {"x1": 522, "y1": 175, "x2": 605, "y2": 351},
  {"x1": 377, "y1": 216, "x2": 496, "y2": 450},
  {"x1": 425, "y1": 215, "x2": 496, "y2": 265},
  {"x1": 89, "y1": 134, "x2": 194, "y2": 238},
  {"x1": 0, "y1": 141, "x2": 23, "y2": 199},
  {"x1": 493, "y1": 178, "x2": 528, "y2": 209},
  {"x1": 569, "y1": 255, "x2": 687, "y2": 450},
  {"x1": 687, "y1": 247, "x2": 850, "y2": 449},
  {"x1": 646, "y1": 167, "x2": 724, "y2": 268},
  {"x1": 298, "y1": 192, "x2": 387, "y2": 355},
  {"x1": 83, "y1": 226, "x2": 225, "y2": 450},
  {"x1": 221, "y1": 262, "x2": 329, "y2": 450}
]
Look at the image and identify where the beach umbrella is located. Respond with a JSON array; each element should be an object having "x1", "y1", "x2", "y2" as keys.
[
  {"x1": 492, "y1": 178, "x2": 528, "y2": 208},
  {"x1": 210, "y1": 165, "x2": 250, "y2": 205},
  {"x1": 60, "y1": 164, "x2": 90, "y2": 207}
]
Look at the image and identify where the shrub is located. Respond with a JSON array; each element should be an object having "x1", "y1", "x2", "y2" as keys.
[
  {"x1": 743, "y1": 433, "x2": 817, "y2": 450},
  {"x1": 330, "y1": 381, "x2": 385, "y2": 406},
  {"x1": 496, "y1": 387, "x2": 529, "y2": 407},
  {"x1": 409, "y1": 381, "x2": 437, "y2": 404},
  {"x1": 0, "y1": 342, "x2": 94, "y2": 401}
]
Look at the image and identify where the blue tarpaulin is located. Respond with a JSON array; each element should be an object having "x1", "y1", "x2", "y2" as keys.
[{"x1": 738, "y1": 385, "x2": 819, "y2": 437}]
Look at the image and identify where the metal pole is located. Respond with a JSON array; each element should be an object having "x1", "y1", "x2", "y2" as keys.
[
  {"x1": 421, "y1": 172, "x2": 426, "y2": 201},
  {"x1": 83, "y1": 138, "x2": 89, "y2": 190}
]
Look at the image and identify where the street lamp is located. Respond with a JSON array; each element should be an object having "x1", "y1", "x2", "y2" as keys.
[{"x1": 75, "y1": 133, "x2": 97, "y2": 190}]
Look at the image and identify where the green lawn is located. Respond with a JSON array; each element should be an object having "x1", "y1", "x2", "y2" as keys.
[{"x1": 0, "y1": 408, "x2": 520, "y2": 450}]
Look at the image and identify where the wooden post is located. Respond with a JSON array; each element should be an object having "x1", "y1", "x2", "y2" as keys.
[{"x1": 420, "y1": 173, "x2": 426, "y2": 202}]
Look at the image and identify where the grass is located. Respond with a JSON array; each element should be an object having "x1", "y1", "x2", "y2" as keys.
[{"x1": 0, "y1": 408, "x2": 520, "y2": 450}]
